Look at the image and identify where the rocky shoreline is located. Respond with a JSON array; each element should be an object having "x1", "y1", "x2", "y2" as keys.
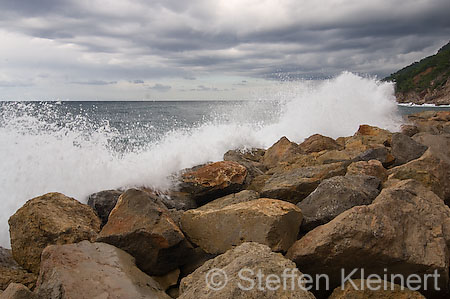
[{"x1": 1, "y1": 110, "x2": 449, "y2": 299}]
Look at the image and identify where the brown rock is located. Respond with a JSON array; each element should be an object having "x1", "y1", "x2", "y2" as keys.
[
  {"x1": 286, "y1": 180, "x2": 450, "y2": 298},
  {"x1": 152, "y1": 268, "x2": 180, "y2": 291},
  {"x1": 401, "y1": 124, "x2": 420, "y2": 137},
  {"x1": 179, "y1": 161, "x2": 248, "y2": 205},
  {"x1": 356, "y1": 125, "x2": 392, "y2": 145},
  {"x1": 181, "y1": 198, "x2": 302, "y2": 254},
  {"x1": 260, "y1": 162, "x2": 347, "y2": 204},
  {"x1": 223, "y1": 148, "x2": 267, "y2": 179},
  {"x1": 406, "y1": 111, "x2": 450, "y2": 135},
  {"x1": 179, "y1": 242, "x2": 316, "y2": 299},
  {"x1": 355, "y1": 146, "x2": 395, "y2": 167},
  {"x1": 299, "y1": 134, "x2": 343, "y2": 154},
  {"x1": 329, "y1": 279, "x2": 426, "y2": 299},
  {"x1": 347, "y1": 159, "x2": 388, "y2": 181},
  {"x1": 262, "y1": 136, "x2": 302, "y2": 169},
  {"x1": 8, "y1": 192, "x2": 101, "y2": 274},
  {"x1": 97, "y1": 189, "x2": 192, "y2": 276},
  {"x1": 388, "y1": 149, "x2": 450, "y2": 204},
  {"x1": 0, "y1": 247, "x2": 36, "y2": 291},
  {"x1": 0, "y1": 283, "x2": 37, "y2": 299},
  {"x1": 35, "y1": 241, "x2": 170, "y2": 299}
]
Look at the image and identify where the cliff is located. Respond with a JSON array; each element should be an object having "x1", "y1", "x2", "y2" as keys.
[{"x1": 384, "y1": 41, "x2": 450, "y2": 105}]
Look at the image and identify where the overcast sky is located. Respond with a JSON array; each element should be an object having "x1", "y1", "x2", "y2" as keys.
[{"x1": 0, "y1": 0, "x2": 449, "y2": 100}]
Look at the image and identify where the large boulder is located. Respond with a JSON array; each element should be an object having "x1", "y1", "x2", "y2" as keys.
[
  {"x1": 223, "y1": 148, "x2": 267, "y2": 179},
  {"x1": 388, "y1": 149, "x2": 450, "y2": 204},
  {"x1": 262, "y1": 136, "x2": 303, "y2": 169},
  {"x1": 412, "y1": 133, "x2": 450, "y2": 164},
  {"x1": 298, "y1": 134, "x2": 343, "y2": 153},
  {"x1": 0, "y1": 247, "x2": 36, "y2": 291},
  {"x1": 260, "y1": 162, "x2": 346, "y2": 204},
  {"x1": 8, "y1": 192, "x2": 101, "y2": 274},
  {"x1": 181, "y1": 198, "x2": 302, "y2": 254},
  {"x1": 97, "y1": 189, "x2": 192, "y2": 276},
  {"x1": 355, "y1": 147, "x2": 395, "y2": 167},
  {"x1": 179, "y1": 161, "x2": 248, "y2": 205},
  {"x1": 329, "y1": 279, "x2": 426, "y2": 299},
  {"x1": 297, "y1": 175, "x2": 381, "y2": 232},
  {"x1": 35, "y1": 241, "x2": 170, "y2": 299},
  {"x1": 390, "y1": 133, "x2": 427, "y2": 166},
  {"x1": 87, "y1": 189, "x2": 123, "y2": 226},
  {"x1": 406, "y1": 111, "x2": 450, "y2": 135},
  {"x1": 346, "y1": 159, "x2": 388, "y2": 181},
  {"x1": 179, "y1": 242, "x2": 316, "y2": 299},
  {"x1": 0, "y1": 283, "x2": 37, "y2": 299},
  {"x1": 286, "y1": 180, "x2": 450, "y2": 298}
]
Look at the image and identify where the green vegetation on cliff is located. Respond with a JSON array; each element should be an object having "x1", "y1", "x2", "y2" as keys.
[{"x1": 384, "y1": 41, "x2": 450, "y2": 94}]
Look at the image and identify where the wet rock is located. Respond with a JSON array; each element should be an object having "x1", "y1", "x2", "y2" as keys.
[
  {"x1": 390, "y1": 133, "x2": 427, "y2": 166},
  {"x1": 346, "y1": 159, "x2": 388, "y2": 181},
  {"x1": 179, "y1": 161, "x2": 248, "y2": 205},
  {"x1": 0, "y1": 283, "x2": 37, "y2": 299},
  {"x1": 287, "y1": 180, "x2": 450, "y2": 298},
  {"x1": 181, "y1": 198, "x2": 302, "y2": 254},
  {"x1": 35, "y1": 241, "x2": 170, "y2": 299},
  {"x1": 260, "y1": 162, "x2": 346, "y2": 204},
  {"x1": 0, "y1": 247, "x2": 36, "y2": 291},
  {"x1": 179, "y1": 242, "x2": 316, "y2": 299},
  {"x1": 356, "y1": 146, "x2": 395, "y2": 167},
  {"x1": 329, "y1": 279, "x2": 426, "y2": 299},
  {"x1": 401, "y1": 124, "x2": 420, "y2": 137},
  {"x1": 262, "y1": 136, "x2": 303, "y2": 169},
  {"x1": 97, "y1": 189, "x2": 192, "y2": 276},
  {"x1": 8, "y1": 192, "x2": 101, "y2": 274},
  {"x1": 223, "y1": 148, "x2": 267, "y2": 179},
  {"x1": 298, "y1": 175, "x2": 380, "y2": 232},
  {"x1": 87, "y1": 189, "x2": 122, "y2": 226},
  {"x1": 298, "y1": 134, "x2": 343, "y2": 153}
]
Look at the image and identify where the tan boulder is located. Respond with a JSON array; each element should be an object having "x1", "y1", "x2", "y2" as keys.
[
  {"x1": 0, "y1": 283, "x2": 37, "y2": 299},
  {"x1": 260, "y1": 162, "x2": 347, "y2": 204},
  {"x1": 298, "y1": 134, "x2": 343, "y2": 153},
  {"x1": 35, "y1": 241, "x2": 170, "y2": 299},
  {"x1": 329, "y1": 279, "x2": 426, "y2": 299},
  {"x1": 181, "y1": 198, "x2": 302, "y2": 254},
  {"x1": 262, "y1": 136, "x2": 303, "y2": 169},
  {"x1": 347, "y1": 159, "x2": 388, "y2": 181},
  {"x1": 0, "y1": 247, "x2": 36, "y2": 291},
  {"x1": 180, "y1": 161, "x2": 248, "y2": 205},
  {"x1": 223, "y1": 148, "x2": 267, "y2": 179},
  {"x1": 8, "y1": 192, "x2": 101, "y2": 274},
  {"x1": 97, "y1": 189, "x2": 192, "y2": 276},
  {"x1": 179, "y1": 242, "x2": 316, "y2": 299},
  {"x1": 286, "y1": 180, "x2": 450, "y2": 298},
  {"x1": 406, "y1": 111, "x2": 450, "y2": 135}
]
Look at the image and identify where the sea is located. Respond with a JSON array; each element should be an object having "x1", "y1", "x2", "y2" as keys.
[{"x1": 1, "y1": 72, "x2": 449, "y2": 247}]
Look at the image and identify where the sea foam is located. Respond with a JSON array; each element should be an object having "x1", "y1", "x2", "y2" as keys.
[{"x1": 0, "y1": 72, "x2": 402, "y2": 247}]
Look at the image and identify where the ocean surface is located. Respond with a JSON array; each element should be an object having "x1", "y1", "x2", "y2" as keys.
[{"x1": 1, "y1": 72, "x2": 449, "y2": 247}]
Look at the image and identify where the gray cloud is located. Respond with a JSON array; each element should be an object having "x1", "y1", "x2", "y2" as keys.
[
  {"x1": 0, "y1": 0, "x2": 449, "y2": 99},
  {"x1": 150, "y1": 83, "x2": 172, "y2": 92}
]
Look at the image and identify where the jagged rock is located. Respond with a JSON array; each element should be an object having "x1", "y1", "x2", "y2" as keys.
[
  {"x1": 346, "y1": 159, "x2": 388, "y2": 181},
  {"x1": 412, "y1": 133, "x2": 450, "y2": 163},
  {"x1": 329, "y1": 279, "x2": 426, "y2": 299},
  {"x1": 223, "y1": 148, "x2": 267, "y2": 179},
  {"x1": 354, "y1": 125, "x2": 393, "y2": 146},
  {"x1": 297, "y1": 175, "x2": 380, "y2": 232},
  {"x1": 97, "y1": 189, "x2": 192, "y2": 276},
  {"x1": 180, "y1": 247, "x2": 216, "y2": 277},
  {"x1": 179, "y1": 161, "x2": 248, "y2": 205},
  {"x1": 388, "y1": 149, "x2": 450, "y2": 204},
  {"x1": 0, "y1": 247, "x2": 36, "y2": 291},
  {"x1": 401, "y1": 124, "x2": 420, "y2": 137},
  {"x1": 298, "y1": 134, "x2": 343, "y2": 153},
  {"x1": 0, "y1": 283, "x2": 37, "y2": 299},
  {"x1": 152, "y1": 269, "x2": 180, "y2": 291},
  {"x1": 262, "y1": 136, "x2": 302, "y2": 169},
  {"x1": 35, "y1": 241, "x2": 170, "y2": 299},
  {"x1": 356, "y1": 146, "x2": 395, "y2": 167},
  {"x1": 179, "y1": 242, "x2": 316, "y2": 299},
  {"x1": 144, "y1": 188, "x2": 197, "y2": 211},
  {"x1": 181, "y1": 198, "x2": 302, "y2": 254},
  {"x1": 407, "y1": 111, "x2": 450, "y2": 135},
  {"x1": 87, "y1": 189, "x2": 122, "y2": 226},
  {"x1": 8, "y1": 192, "x2": 101, "y2": 274},
  {"x1": 286, "y1": 180, "x2": 450, "y2": 298},
  {"x1": 260, "y1": 162, "x2": 346, "y2": 204},
  {"x1": 390, "y1": 133, "x2": 428, "y2": 166},
  {"x1": 189, "y1": 190, "x2": 259, "y2": 210}
]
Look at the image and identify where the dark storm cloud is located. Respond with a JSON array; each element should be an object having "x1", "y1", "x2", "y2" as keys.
[{"x1": 1, "y1": 0, "x2": 450, "y2": 84}]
